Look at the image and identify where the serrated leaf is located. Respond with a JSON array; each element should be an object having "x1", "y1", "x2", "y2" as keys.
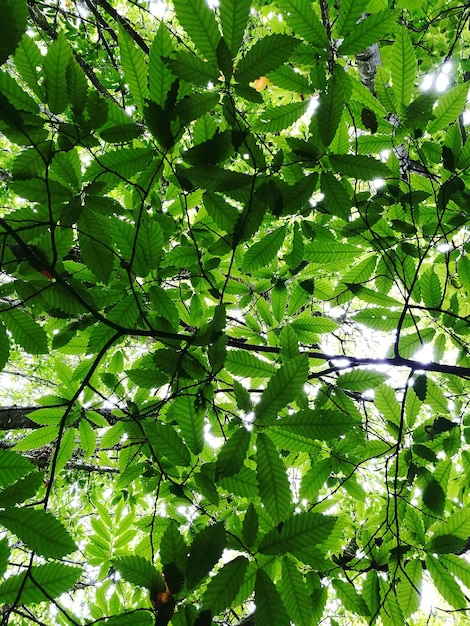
[
  {"x1": 255, "y1": 569, "x2": 290, "y2": 626},
  {"x1": 0, "y1": 449, "x2": 35, "y2": 488},
  {"x1": 1, "y1": 307, "x2": 48, "y2": 354},
  {"x1": 332, "y1": 579, "x2": 370, "y2": 617},
  {"x1": 170, "y1": 395, "x2": 205, "y2": 455},
  {"x1": 280, "y1": 557, "x2": 313, "y2": 626},
  {"x1": 13, "y1": 34, "x2": 44, "y2": 100},
  {"x1": 173, "y1": 0, "x2": 220, "y2": 64},
  {"x1": 43, "y1": 32, "x2": 71, "y2": 114},
  {"x1": 397, "y1": 560, "x2": 421, "y2": 618},
  {"x1": 160, "y1": 521, "x2": 187, "y2": 573},
  {"x1": 391, "y1": 28, "x2": 416, "y2": 111},
  {"x1": 0, "y1": 563, "x2": 81, "y2": 605},
  {"x1": 236, "y1": 34, "x2": 299, "y2": 84},
  {"x1": 186, "y1": 522, "x2": 225, "y2": 589},
  {"x1": 219, "y1": 0, "x2": 251, "y2": 58},
  {"x1": 145, "y1": 422, "x2": 191, "y2": 467},
  {"x1": 374, "y1": 384, "x2": 401, "y2": 426},
  {"x1": 215, "y1": 428, "x2": 251, "y2": 479},
  {"x1": 79, "y1": 419, "x2": 96, "y2": 460},
  {"x1": 225, "y1": 350, "x2": 276, "y2": 378},
  {"x1": 78, "y1": 212, "x2": 114, "y2": 283},
  {"x1": 255, "y1": 355, "x2": 308, "y2": 422},
  {"x1": 439, "y1": 554, "x2": 470, "y2": 589},
  {"x1": 164, "y1": 51, "x2": 219, "y2": 86},
  {"x1": 113, "y1": 556, "x2": 164, "y2": 592},
  {"x1": 429, "y1": 508, "x2": 470, "y2": 540},
  {"x1": 329, "y1": 154, "x2": 392, "y2": 179},
  {"x1": 0, "y1": 323, "x2": 9, "y2": 372},
  {"x1": 253, "y1": 101, "x2": 308, "y2": 133},
  {"x1": 318, "y1": 72, "x2": 344, "y2": 147},
  {"x1": 56, "y1": 428, "x2": 76, "y2": 472},
  {"x1": 202, "y1": 556, "x2": 249, "y2": 615},
  {"x1": 426, "y1": 555, "x2": 467, "y2": 610},
  {"x1": 426, "y1": 534, "x2": 466, "y2": 554},
  {"x1": 278, "y1": 0, "x2": 328, "y2": 49},
  {"x1": 13, "y1": 425, "x2": 59, "y2": 452},
  {"x1": 421, "y1": 269, "x2": 441, "y2": 308},
  {"x1": 0, "y1": 470, "x2": 44, "y2": 508},
  {"x1": 272, "y1": 408, "x2": 352, "y2": 440},
  {"x1": 320, "y1": 172, "x2": 351, "y2": 220},
  {"x1": 118, "y1": 25, "x2": 148, "y2": 112},
  {"x1": 148, "y1": 24, "x2": 175, "y2": 107},
  {"x1": 256, "y1": 432, "x2": 292, "y2": 525},
  {"x1": 337, "y1": 370, "x2": 388, "y2": 392},
  {"x1": 242, "y1": 503, "x2": 258, "y2": 547},
  {"x1": 428, "y1": 83, "x2": 469, "y2": 133},
  {"x1": 0, "y1": 507, "x2": 76, "y2": 558},
  {"x1": 338, "y1": 10, "x2": 397, "y2": 56},
  {"x1": 336, "y1": 0, "x2": 368, "y2": 38},
  {"x1": 242, "y1": 226, "x2": 287, "y2": 272},
  {"x1": 259, "y1": 512, "x2": 336, "y2": 554},
  {"x1": 304, "y1": 241, "x2": 359, "y2": 264}
]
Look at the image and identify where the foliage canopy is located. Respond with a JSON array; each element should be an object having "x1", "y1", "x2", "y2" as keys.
[{"x1": 0, "y1": 0, "x2": 470, "y2": 624}]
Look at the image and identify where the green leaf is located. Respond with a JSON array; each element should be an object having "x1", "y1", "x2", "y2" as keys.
[
  {"x1": 255, "y1": 569, "x2": 290, "y2": 626},
  {"x1": 148, "y1": 24, "x2": 175, "y2": 107},
  {"x1": 43, "y1": 32, "x2": 71, "y2": 114},
  {"x1": 225, "y1": 350, "x2": 276, "y2": 377},
  {"x1": 242, "y1": 226, "x2": 287, "y2": 272},
  {"x1": 78, "y1": 212, "x2": 114, "y2": 283},
  {"x1": 219, "y1": 0, "x2": 251, "y2": 58},
  {"x1": 318, "y1": 71, "x2": 344, "y2": 147},
  {"x1": 426, "y1": 534, "x2": 467, "y2": 555},
  {"x1": 1, "y1": 307, "x2": 48, "y2": 354},
  {"x1": 173, "y1": 0, "x2": 220, "y2": 65},
  {"x1": 332, "y1": 579, "x2": 370, "y2": 617},
  {"x1": 145, "y1": 422, "x2": 191, "y2": 467},
  {"x1": 0, "y1": 563, "x2": 81, "y2": 605},
  {"x1": 396, "y1": 560, "x2": 422, "y2": 618},
  {"x1": 336, "y1": 0, "x2": 368, "y2": 37},
  {"x1": 320, "y1": 172, "x2": 351, "y2": 220},
  {"x1": 278, "y1": 0, "x2": 328, "y2": 49},
  {"x1": 13, "y1": 34, "x2": 44, "y2": 100},
  {"x1": 391, "y1": 28, "x2": 416, "y2": 111},
  {"x1": 0, "y1": 507, "x2": 77, "y2": 558},
  {"x1": 304, "y1": 240, "x2": 359, "y2": 264},
  {"x1": 0, "y1": 449, "x2": 35, "y2": 488},
  {"x1": 253, "y1": 101, "x2": 308, "y2": 133},
  {"x1": 204, "y1": 192, "x2": 239, "y2": 232},
  {"x1": 259, "y1": 511, "x2": 336, "y2": 554},
  {"x1": 256, "y1": 432, "x2": 292, "y2": 525},
  {"x1": 421, "y1": 269, "x2": 442, "y2": 308},
  {"x1": 426, "y1": 555, "x2": 467, "y2": 610},
  {"x1": 272, "y1": 408, "x2": 353, "y2": 440},
  {"x1": 113, "y1": 556, "x2": 164, "y2": 592},
  {"x1": 202, "y1": 556, "x2": 249, "y2": 615},
  {"x1": 439, "y1": 554, "x2": 470, "y2": 589},
  {"x1": 428, "y1": 83, "x2": 469, "y2": 133},
  {"x1": 215, "y1": 428, "x2": 251, "y2": 479},
  {"x1": 429, "y1": 508, "x2": 470, "y2": 540},
  {"x1": 280, "y1": 557, "x2": 313, "y2": 626},
  {"x1": 160, "y1": 521, "x2": 187, "y2": 574},
  {"x1": 0, "y1": 322, "x2": 9, "y2": 372},
  {"x1": 374, "y1": 384, "x2": 401, "y2": 426},
  {"x1": 0, "y1": 0, "x2": 27, "y2": 65},
  {"x1": 329, "y1": 154, "x2": 392, "y2": 180},
  {"x1": 186, "y1": 522, "x2": 225, "y2": 589},
  {"x1": 236, "y1": 34, "x2": 299, "y2": 84},
  {"x1": 267, "y1": 65, "x2": 313, "y2": 94},
  {"x1": 338, "y1": 10, "x2": 397, "y2": 55},
  {"x1": 164, "y1": 51, "x2": 219, "y2": 85},
  {"x1": 242, "y1": 503, "x2": 258, "y2": 547},
  {"x1": 0, "y1": 470, "x2": 44, "y2": 508},
  {"x1": 255, "y1": 355, "x2": 309, "y2": 422},
  {"x1": 337, "y1": 370, "x2": 389, "y2": 392},
  {"x1": 170, "y1": 395, "x2": 205, "y2": 455},
  {"x1": 118, "y1": 25, "x2": 148, "y2": 112}
]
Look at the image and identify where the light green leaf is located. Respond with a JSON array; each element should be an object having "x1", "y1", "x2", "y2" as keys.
[
  {"x1": 0, "y1": 563, "x2": 81, "y2": 605},
  {"x1": 439, "y1": 554, "x2": 470, "y2": 589},
  {"x1": 242, "y1": 226, "x2": 287, "y2": 272},
  {"x1": 374, "y1": 383, "x2": 401, "y2": 426},
  {"x1": 43, "y1": 31, "x2": 71, "y2": 114},
  {"x1": 202, "y1": 556, "x2": 249, "y2": 615},
  {"x1": 428, "y1": 83, "x2": 469, "y2": 133},
  {"x1": 219, "y1": 0, "x2": 251, "y2": 58},
  {"x1": 272, "y1": 409, "x2": 352, "y2": 440},
  {"x1": 336, "y1": 0, "x2": 369, "y2": 37},
  {"x1": 329, "y1": 153, "x2": 392, "y2": 179},
  {"x1": 204, "y1": 192, "x2": 239, "y2": 232},
  {"x1": 236, "y1": 34, "x2": 299, "y2": 84},
  {"x1": 280, "y1": 557, "x2": 313, "y2": 626},
  {"x1": 145, "y1": 422, "x2": 191, "y2": 467},
  {"x1": 148, "y1": 24, "x2": 175, "y2": 107},
  {"x1": 0, "y1": 507, "x2": 77, "y2": 558},
  {"x1": 320, "y1": 172, "x2": 351, "y2": 220},
  {"x1": 113, "y1": 556, "x2": 164, "y2": 592},
  {"x1": 255, "y1": 569, "x2": 290, "y2": 626},
  {"x1": 225, "y1": 350, "x2": 276, "y2": 378},
  {"x1": 397, "y1": 560, "x2": 421, "y2": 618},
  {"x1": 13, "y1": 34, "x2": 44, "y2": 100},
  {"x1": 173, "y1": 0, "x2": 220, "y2": 64},
  {"x1": 215, "y1": 428, "x2": 251, "y2": 479},
  {"x1": 0, "y1": 449, "x2": 35, "y2": 488},
  {"x1": 278, "y1": 0, "x2": 328, "y2": 48},
  {"x1": 78, "y1": 212, "x2": 114, "y2": 283},
  {"x1": 1, "y1": 307, "x2": 48, "y2": 354},
  {"x1": 304, "y1": 241, "x2": 359, "y2": 264},
  {"x1": 159, "y1": 521, "x2": 187, "y2": 573},
  {"x1": 118, "y1": 25, "x2": 148, "y2": 112},
  {"x1": 170, "y1": 395, "x2": 205, "y2": 455},
  {"x1": 253, "y1": 101, "x2": 308, "y2": 133},
  {"x1": 426, "y1": 555, "x2": 467, "y2": 610},
  {"x1": 14, "y1": 425, "x2": 59, "y2": 452},
  {"x1": 256, "y1": 432, "x2": 292, "y2": 525},
  {"x1": 337, "y1": 370, "x2": 389, "y2": 392},
  {"x1": 79, "y1": 419, "x2": 97, "y2": 460},
  {"x1": 259, "y1": 511, "x2": 336, "y2": 555},
  {"x1": 391, "y1": 28, "x2": 416, "y2": 111},
  {"x1": 338, "y1": 10, "x2": 397, "y2": 56},
  {"x1": 332, "y1": 579, "x2": 370, "y2": 617},
  {"x1": 255, "y1": 355, "x2": 308, "y2": 421}
]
